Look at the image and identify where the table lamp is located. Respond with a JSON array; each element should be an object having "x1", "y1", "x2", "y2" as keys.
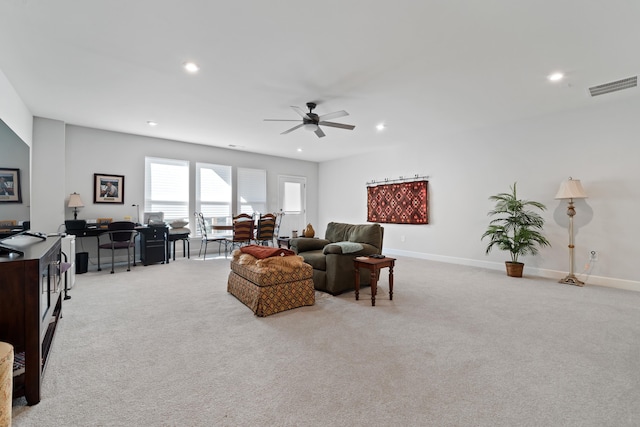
[{"x1": 68, "y1": 192, "x2": 84, "y2": 220}]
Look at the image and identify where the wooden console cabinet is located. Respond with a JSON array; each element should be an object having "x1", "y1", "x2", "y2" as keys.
[{"x1": 0, "y1": 236, "x2": 62, "y2": 405}]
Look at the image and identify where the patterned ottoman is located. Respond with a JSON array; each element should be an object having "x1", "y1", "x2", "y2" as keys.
[
  {"x1": 228, "y1": 248, "x2": 314, "y2": 316},
  {"x1": 0, "y1": 341, "x2": 12, "y2": 427}
]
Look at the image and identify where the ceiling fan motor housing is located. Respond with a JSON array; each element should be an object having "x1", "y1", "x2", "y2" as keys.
[{"x1": 303, "y1": 113, "x2": 319, "y2": 125}]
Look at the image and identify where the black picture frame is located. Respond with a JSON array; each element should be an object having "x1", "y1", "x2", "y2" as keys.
[
  {"x1": 94, "y1": 173, "x2": 124, "y2": 204},
  {"x1": 0, "y1": 167, "x2": 22, "y2": 203}
]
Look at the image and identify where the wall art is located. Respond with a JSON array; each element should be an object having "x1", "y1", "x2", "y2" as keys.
[
  {"x1": 94, "y1": 173, "x2": 124, "y2": 204},
  {"x1": 0, "y1": 167, "x2": 22, "y2": 203},
  {"x1": 367, "y1": 180, "x2": 428, "y2": 224}
]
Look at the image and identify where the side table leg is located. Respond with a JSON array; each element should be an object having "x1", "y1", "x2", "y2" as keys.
[
  {"x1": 355, "y1": 265, "x2": 360, "y2": 301},
  {"x1": 370, "y1": 268, "x2": 377, "y2": 306},
  {"x1": 389, "y1": 265, "x2": 394, "y2": 300}
]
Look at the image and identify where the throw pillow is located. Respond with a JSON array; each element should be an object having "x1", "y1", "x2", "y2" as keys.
[{"x1": 170, "y1": 219, "x2": 188, "y2": 228}]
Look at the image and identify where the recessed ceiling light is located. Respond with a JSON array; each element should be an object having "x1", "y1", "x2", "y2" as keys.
[
  {"x1": 548, "y1": 72, "x2": 564, "y2": 82},
  {"x1": 376, "y1": 123, "x2": 386, "y2": 131},
  {"x1": 147, "y1": 121, "x2": 158, "y2": 127},
  {"x1": 297, "y1": 148, "x2": 303, "y2": 152},
  {"x1": 183, "y1": 62, "x2": 200, "y2": 73}
]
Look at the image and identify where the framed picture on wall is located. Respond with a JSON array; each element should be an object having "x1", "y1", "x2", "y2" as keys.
[
  {"x1": 0, "y1": 167, "x2": 22, "y2": 203},
  {"x1": 94, "y1": 173, "x2": 124, "y2": 204}
]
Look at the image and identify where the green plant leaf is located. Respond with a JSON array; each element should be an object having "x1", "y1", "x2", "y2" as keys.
[{"x1": 481, "y1": 182, "x2": 551, "y2": 264}]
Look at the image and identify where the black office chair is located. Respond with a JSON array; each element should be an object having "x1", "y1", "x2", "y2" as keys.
[{"x1": 97, "y1": 221, "x2": 138, "y2": 274}]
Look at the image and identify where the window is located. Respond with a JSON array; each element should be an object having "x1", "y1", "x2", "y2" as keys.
[
  {"x1": 196, "y1": 162, "x2": 232, "y2": 227},
  {"x1": 144, "y1": 157, "x2": 189, "y2": 222},
  {"x1": 283, "y1": 181, "x2": 302, "y2": 213},
  {"x1": 237, "y1": 168, "x2": 266, "y2": 216}
]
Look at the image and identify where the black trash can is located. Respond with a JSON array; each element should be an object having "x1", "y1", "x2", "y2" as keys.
[{"x1": 76, "y1": 252, "x2": 89, "y2": 274}]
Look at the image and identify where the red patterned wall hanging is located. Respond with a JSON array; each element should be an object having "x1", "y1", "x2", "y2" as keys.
[{"x1": 367, "y1": 180, "x2": 428, "y2": 224}]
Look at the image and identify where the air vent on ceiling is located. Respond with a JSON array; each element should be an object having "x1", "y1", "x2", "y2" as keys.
[{"x1": 588, "y1": 76, "x2": 637, "y2": 97}]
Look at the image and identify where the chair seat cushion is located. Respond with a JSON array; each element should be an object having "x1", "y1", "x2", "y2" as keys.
[
  {"x1": 169, "y1": 227, "x2": 190, "y2": 235},
  {"x1": 98, "y1": 242, "x2": 133, "y2": 249},
  {"x1": 170, "y1": 220, "x2": 189, "y2": 228}
]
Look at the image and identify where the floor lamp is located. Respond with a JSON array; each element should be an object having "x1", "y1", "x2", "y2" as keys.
[{"x1": 555, "y1": 177, "x2": 587, "y2": 286}]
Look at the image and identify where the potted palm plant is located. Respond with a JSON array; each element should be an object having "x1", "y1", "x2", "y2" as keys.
[{"x1": 482, "y1": 182, "x2": 551, "y2": 277}]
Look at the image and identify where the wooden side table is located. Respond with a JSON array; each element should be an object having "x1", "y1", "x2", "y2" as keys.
[
  {"x1": 277, "y1": 237, "x2": 291, "y2": 249},
  {"x1": 169, "y1": 231, "x2": 190, "y2": 260},
  {"x1": 354, "y1": 256, "x2": 396, "y2": 306}
]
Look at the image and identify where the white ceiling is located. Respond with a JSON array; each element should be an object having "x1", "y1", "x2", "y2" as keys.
[{"x1": 1, "y1": 1, "x2": 639, "y2": 162}]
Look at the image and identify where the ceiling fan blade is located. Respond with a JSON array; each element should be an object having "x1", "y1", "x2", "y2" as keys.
[
  {"x1": 314, "y1": 127, "x2": 326, "y2": 138},
  {"x1": 318, "y1": 121, "x2": 355, "y2": 130},
  {"x1": 290, "y1": 106, "x2": 311, "y2": 119},
  {"x1": 264, "y1": 119, "x2": 301, "y2": 122},
  {"x1": 281, "y1": 123, "x2": 304, "y2": 135},
  {"x1": 319, "y1": 110, "x2": 348, "y2": 121}
]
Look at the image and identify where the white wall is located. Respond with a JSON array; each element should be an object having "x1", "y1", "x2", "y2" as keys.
[
  {"x1": 0, "y1": 69, "x2": 32, "y2": 147},
  {"x1": 63, "y1": 125, "x2": 319, "y2": 230},
  {"x1": 31, "y1": 117, "x2": 66, "y2": 232},
  {"x1": 319, "y1": 95, "x2": 640, "y2": 290}
]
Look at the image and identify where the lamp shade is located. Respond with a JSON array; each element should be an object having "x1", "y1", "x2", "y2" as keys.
[
  {"x1": 68, "y1": 192, "x2": 85, "y2": 208},
  {"x1": 555, "y1": 178, "x2": 587, "y2": 200}
]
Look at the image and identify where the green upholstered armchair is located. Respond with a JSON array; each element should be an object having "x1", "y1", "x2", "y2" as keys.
[{"x1": 290, "y1": 222, "x2": 384, "y2": 295}]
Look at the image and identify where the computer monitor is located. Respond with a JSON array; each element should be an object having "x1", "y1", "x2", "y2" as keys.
[{"x1": 143, "y1": 212, "x2": 164, "y2": 225}]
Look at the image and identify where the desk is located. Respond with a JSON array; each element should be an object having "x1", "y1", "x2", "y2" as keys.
[
  {"x1": 66, "y1": 225, "x2": 170, "y2": 266},
  {"x1": 354, "y1": 256, "x2": 396, "y2": 306}
]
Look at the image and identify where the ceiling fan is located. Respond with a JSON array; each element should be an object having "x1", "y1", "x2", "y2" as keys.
[{"x1": 264, "y1": 102, "x2": 355, "y2": 138}]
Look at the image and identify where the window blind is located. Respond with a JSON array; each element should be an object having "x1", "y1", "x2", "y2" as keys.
[
  {"x1": 238, "y1": 168, "x2": 266, "y2": 215},
  {"x1": 144, "y1": 157, "x2": 189, "y2": 222}
]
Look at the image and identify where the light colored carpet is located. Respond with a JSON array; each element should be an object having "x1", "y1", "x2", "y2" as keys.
[{"x1": 11, "y1": 255, "x2": 640, "y2": 426}]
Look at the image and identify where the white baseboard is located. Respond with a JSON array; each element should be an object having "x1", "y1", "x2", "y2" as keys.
[{"x1": 384, "y1": 248, "x2": 640, "y2": 293}]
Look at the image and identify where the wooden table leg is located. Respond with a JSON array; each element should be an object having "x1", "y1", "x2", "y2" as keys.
[
  {"x1": 389, "y1": 264, "x2": 394, "y2": 300},
  {"x1": 355, "y1": 264, "x2": 360, "y2": 300},
  {"x1": 370, "y1": 267, "x2": 378, "y2": 306}
]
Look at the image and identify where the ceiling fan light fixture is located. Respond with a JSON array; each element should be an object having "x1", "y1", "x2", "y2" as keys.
[{"x1": 304, "y1": 123, "x2": 319, "y2": 132}]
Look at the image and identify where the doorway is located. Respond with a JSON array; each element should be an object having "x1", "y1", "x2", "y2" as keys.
[{"x1": 277, "y1": 175, "x2": 306, "y2": 238}]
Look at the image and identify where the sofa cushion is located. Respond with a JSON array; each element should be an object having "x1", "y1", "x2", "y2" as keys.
[
  {"x1": 325, "y1": 222, "x2": 383, "y2": 249},
  {"x1": 299, "y1": 250, "x2": 326, "y2": 271}
]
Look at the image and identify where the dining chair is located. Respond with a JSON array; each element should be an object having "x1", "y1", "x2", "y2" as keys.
[
  {"x1": 273, "y1": 211, "x2": 285, "y2": 239},
  {"x1": 225, "y1": 213, "x2": 254, "y2": 255},
  {"x1": 254, "y1": 213, "x2": 276, "y2": 246},
  {"x1": 195, "y1": 212, "x2": 227, "y2": 259},
  {"x1": 97, "y1": 221, "x2": 138, "y2": 274}
]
